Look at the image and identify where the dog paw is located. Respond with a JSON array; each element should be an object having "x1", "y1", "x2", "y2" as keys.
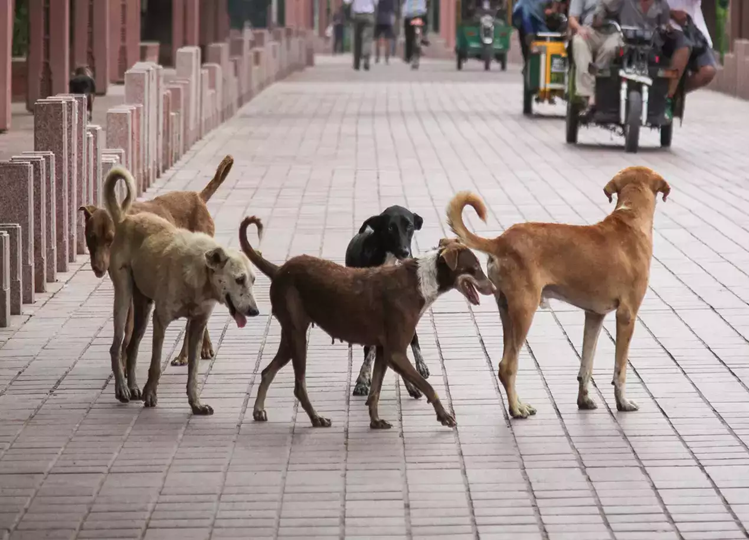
[
  {"x1": 170, "y1": 354, "x2": 188, "y2": 367},
  {"x1": 114, "y1": 383, "x2": 131, "y2": 403},
  {"x1": 616, "y1": 399, "x2": 639, "y2": 412},
  {"x1": 311, "y1": 416, "x2": 332, "y2": 428},
  {"x1": 142, "y1": 385, "x2": 158, "y2": 408},
  {"x1": 510, "y1": 402, "x2": 537, "y2": 419},
  {"x1": 437, "y1": 411, "x2": 457, "y2": 427},
  {"x1": 253, "y1": 410, "x2": 268, "y2": 422},
  {"x1": 416, "y1": 362, "x2": 430, "y2": 379},
  {"x1": 353, "y1": 381, "x2": 370, "y2": 396},
  {"x1": 191, "y1": 403, "x2": 214, "y2": 416},
  {"x1": 404, "y1": 381, "x2": 422, "y2": 400},
  {"x1": 128, "y1": 385, "x2": 143, "y2": 401},
  {"x1": 201, "y1": 343, "x2": 214, "y2": 359},
  {"x1": 577, "y1": 396, "x2": 598, "y2": 410},
  {"x1": 370, "y1": 419, "x2": 392, "y2": 429}
]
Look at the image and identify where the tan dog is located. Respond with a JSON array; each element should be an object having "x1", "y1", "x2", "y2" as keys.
[
  {"x1": 103, "y1": 167, "x2": 259, "y2": 414},
  {"x1": 80, "y1": 156, "x2": 233, "y2": 367},
  {"x1": 239, "y1": 217, "x2": 495, "y2": 429},
  {"x1": 446, "y1": 167, "x2": 670, "y2": 419}
]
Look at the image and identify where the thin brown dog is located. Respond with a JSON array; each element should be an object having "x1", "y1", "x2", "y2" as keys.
[
  {"x1": 80, "y1": 155, "x2": 234, "y2": 367},
  {"x1": 238, "y1": 217, "x2": 495, "y2": 429},
  {"x1": 446, "y1": 167, "x2": 670, "y2": 419}
]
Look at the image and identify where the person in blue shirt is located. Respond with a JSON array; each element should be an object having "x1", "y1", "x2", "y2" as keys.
[{"x1": 513, "y1": 0, "x2": 566, "y2": 64}]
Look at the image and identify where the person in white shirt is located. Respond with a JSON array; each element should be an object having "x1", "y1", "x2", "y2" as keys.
[
  {"x1": 345, "y1": 0, "x2": 379, "y2": 70},
  {"x1": 668, "y1": 0, "x2": 717, "y2": 93}
]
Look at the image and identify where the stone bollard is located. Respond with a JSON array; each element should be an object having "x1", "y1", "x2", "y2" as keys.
[
  {"x1": 21, "y1": 151, "x2": 56, "y2": 283},
  {"x1": 0, "y1": 232, "x2": 9, "y2": 327},
  {"x1": 200, "y1": 68, "x2": 210, "y2": 137},
  {"x1": 161, "y1": 90, "x2": 172, "y2": 172},
  {"x1": 100, "y1": 156, "x2": 125, "y2": 201},
  {"x1": 252, "y1": 48, "x2": 266, "y2": 91},
  {"x1": 167, "y1": 84, "x2": 186, "y2": 158},
  {"x1": 171, "y1": 112, "x2": 181, "y2": 165},
  {"x1": 106, "y1": 108, "x2": 133, "y2": 175},
  {"x1": 125, "y1": 62, "x2": 159, "y2": 189},
  {"x1": 0, "y1": 161, "x2": 34, "y2": 305},
  {"x1": 204, "y1": 64, "x2": 223, "y2": 130},
  {"x1": 176, "y1": 47, "x2": 201, "y2": 147},
  {"x1": 34, "y1": 99, "x2": 69, "y2": 273},
  {"x1": 10, "y1": 154, "x2": 47, "y2": 293},
  {"x1": 61, "y1": 94, "x2": 88, "y2": 256},
  {"x1": 0, "y1": 225, "x2": 22, "y2": 314},
  {"x1": 87, "y1": 126, "x2": 103, "y2": 206},
  {"x1": 206, "y1": 43, "x2": 231, "y2": 121}
]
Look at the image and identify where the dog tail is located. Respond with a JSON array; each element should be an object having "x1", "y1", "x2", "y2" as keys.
[
  {"x1": 103, "y1": 166, "x2": 136, "y2": 225},
  {"x1": 200, "y1": 155, "x2": 234, "y2": 202},
  {"x1": 445, "y1": 191, "x2": 495, "y2": 254},
  {"x1": 239, "y1": 216, "x2": 279, "y2": 279}
]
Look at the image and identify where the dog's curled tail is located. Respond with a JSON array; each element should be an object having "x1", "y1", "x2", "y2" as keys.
[
  {"x1": 200, "y1": 155, "x2": 234, "y2": 202},
  {"x1": 239, "y1": 216, "x2": 279, "y2": 279},
  {"x1": 103, "y1": 166, "x2": 136, "y2": 225},
  {"x1": 446, "y1": 191, "x2": 495, "y2": 254}
]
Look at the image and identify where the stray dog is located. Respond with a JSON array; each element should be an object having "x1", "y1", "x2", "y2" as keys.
[
  {"x1": 80, "y1": 155, "x2": 233, "y2": 367},
  {"x1": 239, "y1": 216, "x2": 495, "y2": 429},
  {"x1": 345, "y1": 206, "x2": 429, "y2": 399},
  {"x1": 103, "y1": 167, "x2": 259, "y2": 414},
  {"x1": 446, "y1": 167, "x2": 670, "y2": 419},
  {"x1": 69, "y1": 66, "x2": 96, "y2": 121}
]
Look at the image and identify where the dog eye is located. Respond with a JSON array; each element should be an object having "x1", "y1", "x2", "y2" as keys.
[{"x1": 236, "y1": 275, "x2": 246, "y2": 285}]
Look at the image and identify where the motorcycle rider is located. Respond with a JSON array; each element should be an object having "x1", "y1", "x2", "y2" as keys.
[
  {"x1": 513, "y1": 0, "x2": 568, "y2": 65},
  {"x1": 667, "y1": 0, "x2": 716, "y2": 102},
  {"x1": 403, "y1": 0, "x2": 428, "y2": 63}
]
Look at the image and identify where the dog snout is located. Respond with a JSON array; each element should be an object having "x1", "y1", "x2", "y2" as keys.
[
  {"x1": 396, "y1": 248, "x2": 410, "y2": 259},
  {"x1": 246, "y1": 304, "x2": 260, "y2": 317}
]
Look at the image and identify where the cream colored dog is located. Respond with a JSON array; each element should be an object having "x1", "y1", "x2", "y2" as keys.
[
  {"x1": 446, "y1": 167, "x2": 670, "y2": 419},
  {"x1": 104, "y1": 167, "x2": 259, "y2": 415}
]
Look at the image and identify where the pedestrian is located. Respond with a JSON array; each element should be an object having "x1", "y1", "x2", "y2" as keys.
[
  {"x1": 332, "y1": 5, "x2": 346, "y2": 55},
  {"x1": 344, "y1": 0, "x2": 378, "y2": 70},
  {"x1": 402, "y1": 0, "x2": 428, "y2": 63},
  {"x1": 375, "y1": 0, "x2": 396, "y2": 63}
]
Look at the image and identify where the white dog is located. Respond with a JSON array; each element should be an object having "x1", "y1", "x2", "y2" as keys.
[{"x1": 103, "y1": 166, "x2": 259, "y2": 415}]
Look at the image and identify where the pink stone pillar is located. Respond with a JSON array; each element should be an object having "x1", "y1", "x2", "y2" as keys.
[
  {"x1": 87, "y1": 126, "x2": 103, "y2": 205},
  {"x1": 110, "y1": 0, "x2": 141, "y2": 83},
  {"x1": 61, "y1": 94, "x2": 88, "y2": 256},
  {"x1": 106, "y1": 108, "x2": 133, "y2": 173},
  {"x1": 34, "y1": 99, "x2": 69, "y2": 273},
  {"x1": 176, "y1": 47, "x2": 201, "y2": 146},
  {"x1": 0, "y1": 162, "x2": 34, "y2": 306},
  {"x1": 0, "y1": 232, "x2": 10, "y2": 327},
  {"x1": 167, "y1": 83, "x2": 186, "y2": 158},
  {"x1": 50, "y1": 1, "x2": 70, "y2": 95},
  {"x1": 93, "y1": 0, "x2": 110, "y2": 95},
  {"x1": 1, "y1": 0, "x2": 12, "y2": 132},
  {"x1": 10, "y1": 154, "x2": 47, "y2": 293},
  {"x1": 185, "y1": 0, "x2": 200, "y2": 46},
  {"x1": 21, "y1": 151, "x2": 56, "y2": 284},
  {"x1": 73, "y1": 0, "x2": 90, "y2": 68},
  {"x1": 0, "y1": 225, "x2": 22, "y2": 314},
  {"x1": 172, "y1": 0, "x2": 185, "y2": 63},
  {"x1": 27, "y1": 0, "x2": 70, "y2": 110}
]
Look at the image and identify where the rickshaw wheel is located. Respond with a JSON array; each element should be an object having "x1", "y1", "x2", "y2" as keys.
[
  {"x1": 457, "y1": 53, "x2": 463, "y2": 70},
  {"x1": 624, "y1": 90, "x2": 642, "y2": 154},
  {"x1": 500, "y1": 53, "x2": 507, "y2": 71},
  {"x1": 565, "y1": 99, "x2": 579, "y2": 143},
  {"x1": 660, "y1": 124, "x2": 673, "y2": 148}
]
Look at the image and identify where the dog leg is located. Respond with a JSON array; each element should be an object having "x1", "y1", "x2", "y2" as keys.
[
  {"x1": 353, "y1": 346, "x2": 375, "y2": 396},
  {"x1": 410, "y1": 332, "x2": 429, "y2": 379},
  {"x1": 290, "y1": 329, "x2": 331, "y2": 427},
  {"x1": 367, "y1": 346, "x2": 391, "y2": 429},
  {"x1": 497, "y1": 293, "x2": 537, "y2": 419},
  {"x1": 201, "y1": 328, "x2": 214, "y2": 359},
  {"x1": 577, "y1": 311, "x2": 604, "y2": 410},
  {"x1": 124, "y1": 288, "x2": 153, "y2": 401},
  {"x1": 388, "y1": 351, "x2": 456, "y2": 427},
  {"x1": 110, "y1": 273, "x2": 133, "y2": 403},
  {"x1": 170, "y1": 320, "x2": 191, "y2": 366},
  {"x1": 142, "y1": 312, "x2": 168, "y2": 408},
  {"x1": 613, "y1": 306, "x2": 639, "y2": 412},
  {"x1": 186, "y1": 315, "x2": 213, "y2": 415},
  {"x1": 253, "y1": 336, "x2": 292, "y2": 422},
  {"x1": 121, "y1": 302, "x2": 134, "y2": 380},
  {"x1": 402, "y1": 378, "x2": 422, "y2": 400}
]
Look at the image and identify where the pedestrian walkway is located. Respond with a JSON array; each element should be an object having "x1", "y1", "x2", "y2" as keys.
[{"x1": 2, "y1": 55, "x2": 749, "y2": 540}]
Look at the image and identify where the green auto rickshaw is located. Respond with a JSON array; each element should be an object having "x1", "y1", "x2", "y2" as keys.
[{"x1": 455, "y1": 0, "x2": 511, "y2": 71}]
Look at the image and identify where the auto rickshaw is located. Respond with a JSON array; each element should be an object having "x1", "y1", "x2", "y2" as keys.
[
  {"x1": 520, "y1": 2, "x2": 569, "y2": 115},
  {"x1": 565, "y1": 21, "x2": 685, "y2": 153},
  {"x1": 455, "y1": 0, "x2": 511, "y2": 71}
]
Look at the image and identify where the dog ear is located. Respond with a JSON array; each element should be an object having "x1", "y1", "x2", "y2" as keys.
[
  {"x1": 359, "y1": 215, "x2": 384, "y2": 234},
  {"x1": 653, "y1": 177, "x2": 671, "y2": 202},
  {"x1": 413, "y1": 213, "x2": 423, "y2": 230},
  {"x1": 205, "y1": 247, "x2": 229, "y2": 270},
  {"x1": 78, "y1": 205, "x2": 97, "y2": 220},
  {"x1": 603, "y1": 180, "x2": 617, "y2": 203},
  {"x1": 440, "y1": 246, "x2": 460, "y2": 271}
]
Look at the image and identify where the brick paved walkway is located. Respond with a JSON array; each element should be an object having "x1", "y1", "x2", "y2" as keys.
[{"x1": 3, "y1": 55, "x2": 749, "y2": 540}]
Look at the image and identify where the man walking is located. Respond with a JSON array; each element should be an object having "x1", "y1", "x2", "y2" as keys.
[
  {"x1": 375, "y1": 0, "x2": 396, "y2": 64},
  {"x1": 345, "y1": 0, "x2": 378, "y2": 70}
]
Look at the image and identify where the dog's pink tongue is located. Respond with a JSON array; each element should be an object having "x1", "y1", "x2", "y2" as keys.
[{"x1": 234, "y1": 313, "x2": 247, "y2": 328}]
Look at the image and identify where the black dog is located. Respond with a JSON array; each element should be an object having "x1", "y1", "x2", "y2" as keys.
[
  {"x1": 345, "y1": 205, "x2": 429, "y2": 398},
  {"x1": 69, "y1": 66, "x2": 96, "y2": 121}
]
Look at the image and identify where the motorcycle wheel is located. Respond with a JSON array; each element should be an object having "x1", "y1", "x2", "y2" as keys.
[
  {"x1": 565, "y1": 99, "x2": 579, "y2": 144},
  {"x1": 457, "y1": 53, "x2": 463, "y2": 70},
  {"x1": 660, "y1": 123, "x2": 673, "y2": 148},
  {"x1": 625, "y1": 90, "x2": 642, "y2": 154},
  {"x1": 483, "y1": 49, "x2": 491, "y2": 71},
  {"x1": 500, "y1": 53, "x2": 507, "y2": 71},
  {"x1": 523, "y1": 77, "x2": 533, "y2": 116}
]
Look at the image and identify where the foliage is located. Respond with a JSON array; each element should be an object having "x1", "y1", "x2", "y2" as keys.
[{"x1": 12, "y1": 0, "x2": 29, "y2": 58}]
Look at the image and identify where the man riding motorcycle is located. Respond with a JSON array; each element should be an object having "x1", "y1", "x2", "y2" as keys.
[{"x1": 513, "y1": 0, "x2": 567, "y2": 65}]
